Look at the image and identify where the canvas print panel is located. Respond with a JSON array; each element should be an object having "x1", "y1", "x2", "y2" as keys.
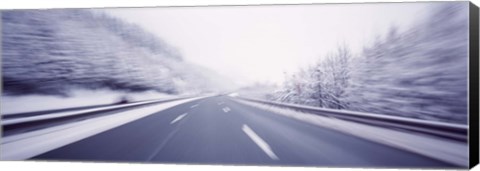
[{"x1": 0, "y1": 1, "x2": 470, "y2": 168}]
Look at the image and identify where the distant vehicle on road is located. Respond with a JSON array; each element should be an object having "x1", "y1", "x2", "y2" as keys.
[{"x1": 116, "y1": 95, "x2": 132, "y2": 104}]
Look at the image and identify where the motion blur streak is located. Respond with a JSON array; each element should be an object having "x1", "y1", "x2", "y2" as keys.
[{"x1": 0, "y1": 1, "x2": 470, "y2": 168}]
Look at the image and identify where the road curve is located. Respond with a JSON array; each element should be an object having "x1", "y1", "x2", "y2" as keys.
[{"x1": 30, "y1": 96, "x2": 456, "y2": 167}]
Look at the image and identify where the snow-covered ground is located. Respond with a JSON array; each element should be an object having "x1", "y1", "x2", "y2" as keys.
[{"x1": 1, "y1": 89, "x2": 177, "y2": 115}]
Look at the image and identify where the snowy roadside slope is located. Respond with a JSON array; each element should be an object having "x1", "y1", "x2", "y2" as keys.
[
  {"x1": 1, "y1": 89, "x2": 177, "y2": 115},
  {"x1": 2, "y1": 9, "x2": 234, "y2": 97}
]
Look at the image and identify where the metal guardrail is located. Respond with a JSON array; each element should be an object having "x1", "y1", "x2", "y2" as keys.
[
  {"x1": 1, "y1": 96, "x2": 193, "y2": 135},
  {"x1": 237, "y1": 97, "x2": 468, "y2": 142}
]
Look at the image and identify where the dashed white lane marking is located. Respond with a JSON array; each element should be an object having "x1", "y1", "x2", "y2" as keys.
[
  {"x1": 170, "y1": 113, "x2": 188, "y2": 124},
  {"x1": 218, "y1": 102, "x2": 224, "y2": 105},
  {"x1": 222, "y1": 107, "x2": 231, "y2": 113},
  {"x1": 242, "y1": 124, "x2": 279, "y2": 160},
  {"x1": 190, "y1": 104, "x2": 199, "y2": 108}
]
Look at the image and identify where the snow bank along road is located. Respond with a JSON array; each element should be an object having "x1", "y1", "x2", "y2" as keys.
[{"x1": 1, "y1": 95, "x2": 468, "y2": 168}]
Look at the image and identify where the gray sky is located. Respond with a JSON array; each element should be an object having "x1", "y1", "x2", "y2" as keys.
[{"x1": 105, "y1": 2, "x2": 430, "y2": 86}]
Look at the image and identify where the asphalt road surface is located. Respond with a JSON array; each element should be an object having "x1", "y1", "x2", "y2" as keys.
[{"x1": 31, "y1": 96, "x2": 455, "y2": 167}]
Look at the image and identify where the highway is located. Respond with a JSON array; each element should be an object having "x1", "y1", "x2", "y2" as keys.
[{"x1": 6, "y1": 95, "x2": 458, "y2": 167}]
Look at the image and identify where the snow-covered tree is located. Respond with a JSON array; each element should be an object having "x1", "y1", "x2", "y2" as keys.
[
  {"x1": 2, "y1": 9, "x2": 231, "y2": 96},
  {"x1": 276, "y1": 45, "x2": 352, "y2": 109},
  {"x1": 275, "y1": 2, "x2": 468, "y2": 124}
]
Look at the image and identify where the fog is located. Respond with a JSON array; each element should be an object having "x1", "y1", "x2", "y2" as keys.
[
  {"x1": 2, "y1": 2, "x2": 468, "y2": 123},
  {"x1": 105, "y1": 3, "x2": 430, "y2": 86}
]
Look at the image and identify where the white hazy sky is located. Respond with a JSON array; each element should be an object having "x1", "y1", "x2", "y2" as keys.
[{"x1": 105, "y1": 2, "x2": 431, "y2": 86}]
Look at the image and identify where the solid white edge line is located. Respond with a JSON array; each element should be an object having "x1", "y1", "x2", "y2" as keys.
[
  {"x1": 242, "y1": 124, "x2": 279, "y2": 160},
  {"x1": 170, "y1": 113, "x2": 188, "y2": 124}
]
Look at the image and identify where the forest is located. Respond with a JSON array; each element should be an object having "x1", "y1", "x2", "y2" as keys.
[
  {"x1": 271, "y1": 3, "x2": 468, "y2": 124},
  {"x1": 2, "y1": 9, "x2": 230, "y2": 97}
]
